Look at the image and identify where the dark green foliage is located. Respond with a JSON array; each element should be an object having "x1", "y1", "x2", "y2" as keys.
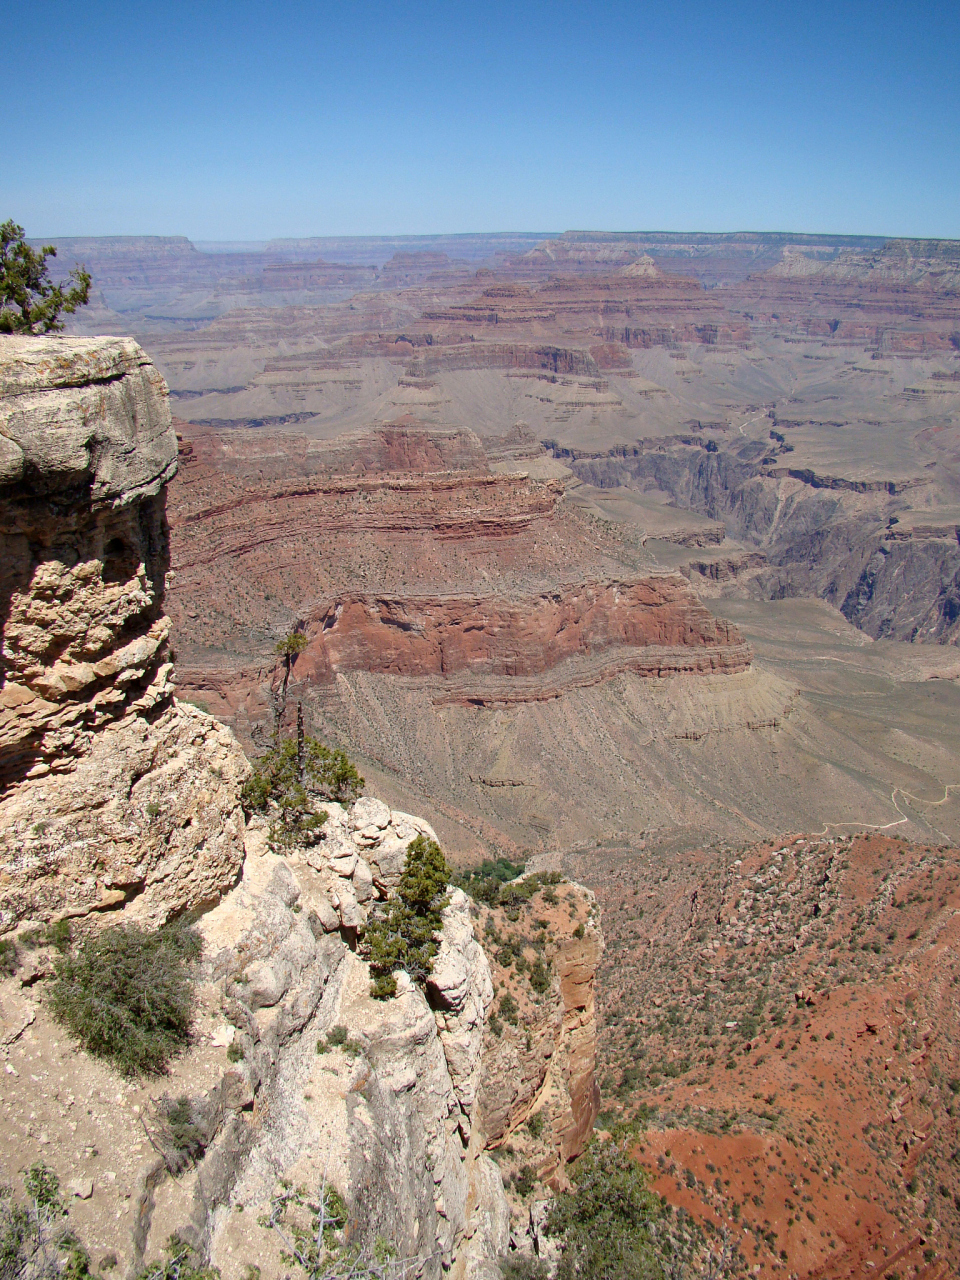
[
  {"x1": 326, "y1": 1024, "x2": 349, "y2": 1047},
  {"x1": 499, "y1": 992, "x2": 519, "y2": 1025},
  {"x1": 0, "y1": 938, "x2": 18, "y2": 977},
  {"x1": 546, "y1": 1142, "x2": 671, "y2": 1280},
  {"x1": 48, "y1": 922, "x2": 201, "y2": 1076},
  {"x1": 529, "y1": 957, "x2": 551, "y2": 995},
  {"x1": 366, "y1": 835, "x2": 451, "y2": 998},
  {"x1": 226, "y1": 1041, "x2": 244, "y2": 1063},
  {"x1": 512, "y1": 1165, "x2": 537, "y2": 1197},
  {"x1": 526, "y1": 1111, "x2": 545, "y2": 1140},
  {"x1": 0, "y1": 222, "x2": 91, "y2": 334},
  {"x1": 241, "y1": 734, "x2": 363, "y2": 847},
  {"x1": 454, "y1": 857, "x2": 525, "y2": 904}
]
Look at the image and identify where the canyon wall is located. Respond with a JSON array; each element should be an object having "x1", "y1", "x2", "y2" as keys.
[{"x1": 294, "y1": 578, "x2": 751, "y2": 689}]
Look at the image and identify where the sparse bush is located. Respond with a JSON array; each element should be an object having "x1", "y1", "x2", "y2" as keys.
[
  {"x1": 526, "y1": 1111, "x2": 545, "y2": 1140},
  {"x1": 48, "y1": 921, "x2": 201, "y2": 1076},
  {"x1": 133, "y1": 1234, "x2": 219, "y2": 1280},
  {"x1": 499, "y1": 1255, "x2": 550, "y2": 1280},
  {"x1": 157, "y1": 1096, "x2": 207, "y2": 1172},
  {"x1": 513, "y1": 1165, "x2": 537, "y2": 1197},
  {"x1": 316, "y1": 1024, "x2": 364, "y2": 1056},
  {"x1": 529, "y1": 957, "x2": 551, "y2": 995},
  {"x1": 0, "y1": 1163, "x2": 93, "y2": 1280},
  {"x1": 0, "y1": 938, "x2": 18, "y2": 977},
  {"x1": 365, "y1": 835, "x2": 451, "y2": 999}
]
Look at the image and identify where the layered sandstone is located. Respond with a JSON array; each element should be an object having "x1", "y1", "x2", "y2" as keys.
[
  {"x1": 292, "y1": 578, "x2": 750, "y2": 690},
  {"x1": 0, "y1": 337, "x2": 250, "y2": 928}
]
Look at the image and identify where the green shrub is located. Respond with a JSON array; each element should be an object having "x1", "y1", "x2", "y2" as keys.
[
  {"x1": 366, "y1": 835, "x2": 451, "y2": 999},
  {"x1": 0, "y1": 938, "x2": 18, "y2": 977},
  {"x1": 546, "y1": 1140, "x2": 712, "y2": 1280},
  {"x1": 48, "y1": 921, "x2": 201, "y2": 1076},
  {"x1": 226, "y1": 1041, "x2": 244, "y2": 1063},
  {"x1": 454, "y1": 857, "x2": 525, "y2": 905},
  {"x1": 242, "y1": 733, "x2": 363, "y2": 847},
  {"x1": 529, "y1": 957, "x2": 551, "y2": 995},
  {"x1": 526, "y1": 1111, "x2": 545, "y2": 1140},
  {"x1": 499, "y1": 993, "x2": 519, "y2": 1026},
  {"x1": 513, "y1": 1165, "x2": 537, "y2": 1197}
]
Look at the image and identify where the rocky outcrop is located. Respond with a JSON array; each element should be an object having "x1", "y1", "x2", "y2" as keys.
[
  {"x1": 185, "y1": 811, "x2": 510, "y2": 1280},
  {"x1": 477, "y1": 886, "x2": 603, "y2": 1186},
  {"x1": 0, "y1": 337, "x2": 249, "y2": 928},
  {"x1": 290, "y1": 578, "x2": 751, "y2": 691}
]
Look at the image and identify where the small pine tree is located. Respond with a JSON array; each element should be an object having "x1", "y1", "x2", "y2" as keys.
[
  {"x1": 0, "y1": 221, "x2": 91, "y2": 334},
  {"x1": 366, "y1": 835, "x2": 451, "y2": 998},
  {"x1": 242, "y1": 733, "x2": 364, "y2": 847}
]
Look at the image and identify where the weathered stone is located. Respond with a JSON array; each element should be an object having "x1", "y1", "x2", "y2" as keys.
[
  {"x1": 350, "y1": 796, "x2": 391, "y2": 830},
  {"x1": 221, "y1": 1063, "x2": 255, "y2": 1111}
]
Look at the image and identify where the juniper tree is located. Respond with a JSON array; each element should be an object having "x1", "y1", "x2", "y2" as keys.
[{"x1": 0, "y1": 221, "x2": 91, "y2": 333}]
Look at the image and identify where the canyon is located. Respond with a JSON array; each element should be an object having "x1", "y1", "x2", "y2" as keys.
[{"x1": 4, "y1": 225, "x2": 960, "y2": 1277}]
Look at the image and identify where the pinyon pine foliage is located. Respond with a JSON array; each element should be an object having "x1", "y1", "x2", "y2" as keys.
[
  {"x1": 365, "y1": 834, "x2": 452, "y2": 998},
  {"x1": 242, "y1": 732, "x2": 364, "y2": 846},
  {"x1": 0, "y1": 221, "x2": 91, "y2": 333}
]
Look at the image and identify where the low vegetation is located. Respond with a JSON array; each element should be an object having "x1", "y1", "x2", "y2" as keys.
[
  {"x1": 0, "y1": 1163, "x2": 95, "y2": 1280},
  {"x1": 364, "y1": 834, "x2": 451, "y2": 999},
  {"x1": 262, "y1": 1181, "x2": 406, "y2": 1280},
  {"x1": 455, "y1": 860, "x2": 564, "y2": 921},
  {"x1": 47, "y1": 921, "x2": 202, "y2": 1077}
]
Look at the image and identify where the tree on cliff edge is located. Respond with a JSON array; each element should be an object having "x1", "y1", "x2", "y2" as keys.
[{"x1": 0, "y1": 221, "x2": 91, "y2": 333}]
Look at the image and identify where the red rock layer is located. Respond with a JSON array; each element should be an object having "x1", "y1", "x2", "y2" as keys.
[{"x1": 292, "y1": 577, "x2": 750, "y2": 685}]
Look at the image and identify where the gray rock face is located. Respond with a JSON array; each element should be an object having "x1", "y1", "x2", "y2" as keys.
[
  {"x1": 186, "y1": 820, "x2": 508, "y2": 1280},
  {"x1": 0, "y1": 336, "x2": 178, "y2": 504}
]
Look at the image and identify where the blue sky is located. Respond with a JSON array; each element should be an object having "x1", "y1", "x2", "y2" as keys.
[{"x1": 5, "y1": 0, "x2": 959, "y2": 239}]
